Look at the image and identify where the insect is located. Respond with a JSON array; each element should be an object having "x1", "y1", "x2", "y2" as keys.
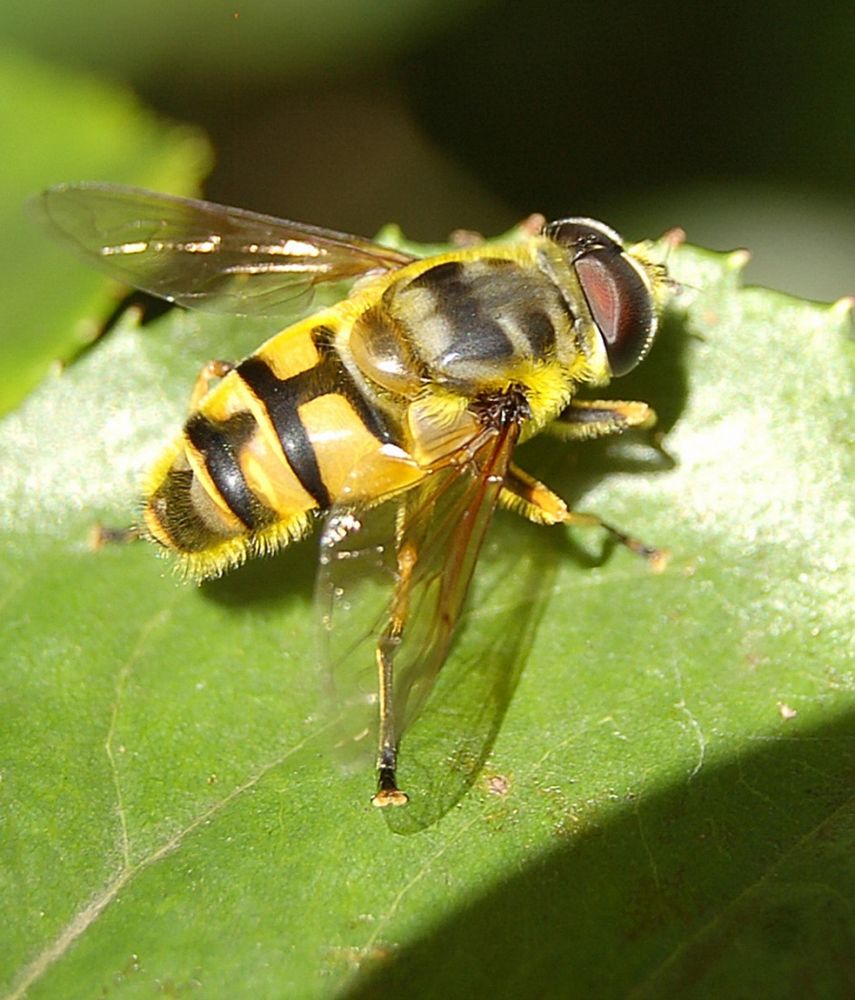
[{"x1": 36, "y1": 183, "x2": 668, "y2": 807}]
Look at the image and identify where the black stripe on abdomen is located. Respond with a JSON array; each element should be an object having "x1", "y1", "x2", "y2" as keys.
[
  {"x1": 236, "y1": 356, "x2": 329, "y2": 508},
  {"x1": 237, "y1": 327, "x2": 396, "y2": 511},
  {"x1": 147, "y1": 467, "x2": 212, "y2": 552},
  {"x1": 184, "y1": 411, "x2": 270, "y2": 529}
]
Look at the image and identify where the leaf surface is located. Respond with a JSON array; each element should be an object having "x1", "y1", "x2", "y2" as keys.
[{"x1": 1, "y1": 238, "x2": 853, "y2": 999}]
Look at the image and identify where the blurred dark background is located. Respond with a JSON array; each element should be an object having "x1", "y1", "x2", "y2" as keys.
[{"x1": 4, "y1": 0, "x2": 854, "y2": 299}]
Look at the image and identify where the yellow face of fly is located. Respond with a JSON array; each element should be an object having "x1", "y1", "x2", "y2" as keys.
[{"x1": 37, "y1": 183, "x2": 668, "y2": 807}]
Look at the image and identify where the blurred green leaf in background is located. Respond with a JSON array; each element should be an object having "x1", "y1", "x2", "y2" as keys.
[
  {"x1": 0, "y1": 49, "x2": 209, "y2": 414},
  {"x1": 1, "y1": 2, "x2": 854, "y2": 998}
]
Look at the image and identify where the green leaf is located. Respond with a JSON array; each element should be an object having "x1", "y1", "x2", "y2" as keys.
[
  {"x1": 0, "y1": 47, "x2": 210, "y2": 416},
  {"x1": 1, "y1": 239, "x2": 853, "y2": 998}
]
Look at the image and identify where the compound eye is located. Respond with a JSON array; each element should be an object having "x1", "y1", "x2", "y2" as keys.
[
  {"x1": 545, "y1": 217, "x2": 656, "y2": 376},
  {"x1": 574, "y1": 249, "x2": 656, "y2": 376}
]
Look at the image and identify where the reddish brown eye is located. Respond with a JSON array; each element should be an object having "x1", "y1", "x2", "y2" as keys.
[
  {"x1": 545, "y1": 217, "x2": 656, "y2": 376},
  {"x1": 574, "y1": 250, "x2": 655, "y2": 376}
]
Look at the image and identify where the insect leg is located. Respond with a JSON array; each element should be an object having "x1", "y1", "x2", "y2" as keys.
[
  {"x1": 188, "y1": 359, "x2": 234, "y2": 411},
  {"x1": 88, "y1": 524, "x2": 140, "y2": 549},
  {"x1": 545, "y1": 398, "x2": 656, "y2": 441},
  {"x1": 372, "y1": 538, "x2": 419, "y2": 808},
  {"x1": 501, "y1": 465, "x2": 668, "y2": 569}
]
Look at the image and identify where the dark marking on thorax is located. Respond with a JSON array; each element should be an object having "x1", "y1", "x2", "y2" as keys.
[
  {"x1": 409, "y1": 260, "x2": 516, "y2": 365},
  {"x1": 391, "y1": 257, "x2": 565, "y2": 385}
]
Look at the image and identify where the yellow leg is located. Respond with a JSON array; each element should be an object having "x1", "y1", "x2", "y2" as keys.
[
  {"x1": 501, "y1": 465, "x2": 668, "y2": 570},
  {"x1": 188, "y1": 359, "x2": 234, "y2": 411},
  {"x1": 546, "y1": 398, "x2": 656, "y2": 441},
  {"x1": 372, "y1": 539, "x2": 418, "y2": 808}
]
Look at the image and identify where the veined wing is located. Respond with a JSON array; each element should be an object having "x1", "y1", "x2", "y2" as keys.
[
  {"x1": 33, "y1": 183, "x2": 416, "y2": 318},
  {"x1": 316, "y1": 397, "x2": 523, "y2": 788}
]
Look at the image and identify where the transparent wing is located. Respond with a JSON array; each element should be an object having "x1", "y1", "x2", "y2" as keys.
[
  {"x1": 316, "y1": 406, "x2": 522, "y2": 778},
  {"x1": 385, "y1": 515, "x2": 559, "y2": 833},
  {"x1": 33, "y1": 183, "x2": 416, "y2": 318}
]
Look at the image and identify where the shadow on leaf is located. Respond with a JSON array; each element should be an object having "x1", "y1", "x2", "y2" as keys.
[{"x1": 344, "y1": 708, "x2": 855, "y2": 998}]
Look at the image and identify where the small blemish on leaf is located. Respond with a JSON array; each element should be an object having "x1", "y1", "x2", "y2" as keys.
[{"x1": 485, "y1": 773, "x2": 511, "y2": 796}]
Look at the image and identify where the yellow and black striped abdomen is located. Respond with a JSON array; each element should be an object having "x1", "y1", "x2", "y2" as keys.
[{"x1": 143, "y1": 304, "x2": 424, "y2": 578}]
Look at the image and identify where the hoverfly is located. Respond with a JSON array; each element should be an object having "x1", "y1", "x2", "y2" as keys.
[{"x1": 36, "y1": 183, "x2": 668, "y2": 807}]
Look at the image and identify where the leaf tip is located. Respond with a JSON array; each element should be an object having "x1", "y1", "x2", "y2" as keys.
[
  {"x1": 829, "y1": 294, "x2": 855, "y2": 330},
  {"x1": 725, "y1": 247, "x2": 751, "y2": 272},
  {"x1": 660, "y1": 225, "x2": 687, "y2": 250}
]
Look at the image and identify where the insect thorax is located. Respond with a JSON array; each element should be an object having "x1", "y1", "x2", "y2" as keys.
[{"x1": 349, "y1": 255, "x2": 579, "y2": 396}]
